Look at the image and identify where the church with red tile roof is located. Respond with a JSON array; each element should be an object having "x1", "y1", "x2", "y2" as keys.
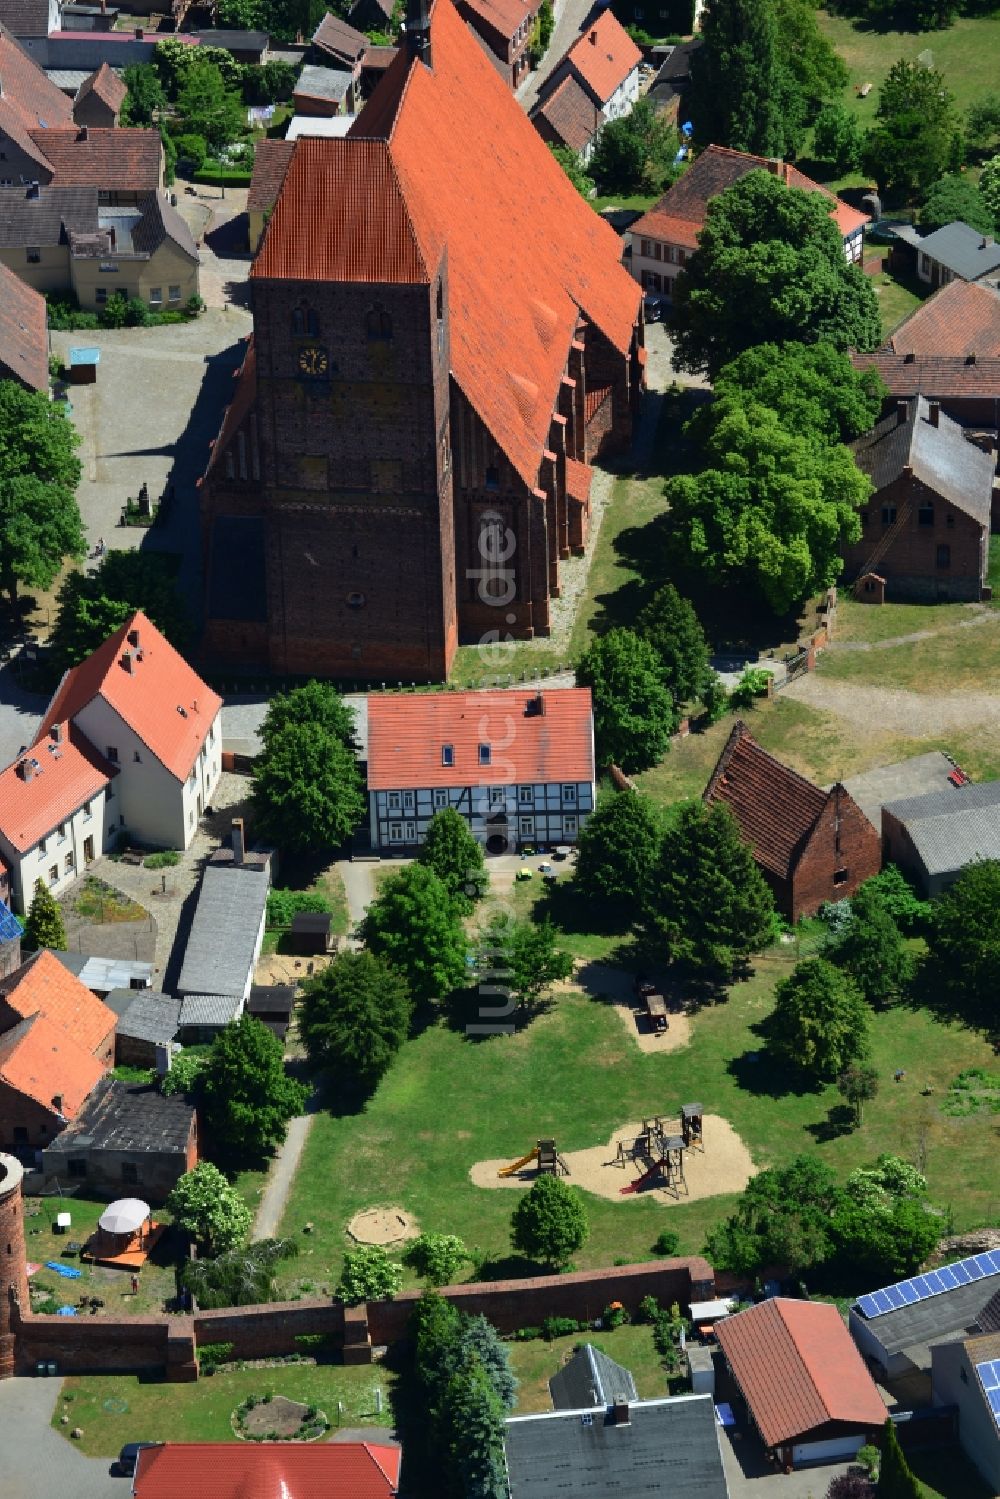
[{"x1": 201, "y1": 0, "x2": 643, "y2": 682}]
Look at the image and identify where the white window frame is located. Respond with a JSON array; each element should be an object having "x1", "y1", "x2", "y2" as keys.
[
  {"x1": 519, "y1": 785, "x2": 533, "y2": 804},
  {"x1": 441, "y1": 744, "x2": 454, "y2": 767},
  {"x1": 403, "y1": 821, "x2": 416, "y2": 842},
  {"x1": 433, "y1": 789, "x2": 448, "y2": 809},
  {"x1": 479, "y1": 743, "x2": 492, "y2": 766},
  {"x1": 562, "y1": 784, "x2": 578, "y2": 805},
  {"x1": 389, "y1": 822, "x2": 403, "y2": 843},
  {"x1": 489, "y1": 786, "x2": 506, "y2": 807},
  {"x1": 387, "y1": 792, "x2": 401, "y2": 811},
  {"x1": 403, "y1": 791, "x2": 415, "y2": 810},
  {"x1": 149, "y1": 286, "x2": 162, "y2": 306},
  {"x1": 563, "y1": 814, "x2": 578, "y2": 837},
  {"x1": 519, "y1": 816, "x2": 534, "y2": 836},
  {"x1": 168, "y1": 284, "x2": 181, "y2": 302}
]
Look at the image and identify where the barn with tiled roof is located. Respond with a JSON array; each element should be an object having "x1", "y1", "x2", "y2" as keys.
[{"x1": 704, "y1": 721, "x2": 880, "y2": 919}]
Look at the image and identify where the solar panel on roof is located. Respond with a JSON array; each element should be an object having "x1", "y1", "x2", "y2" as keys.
[
  {"x1": 855, "y1": 1251, "x2": 1000, "y2": 1320},
  {"x1": 912, "y1": 1275, "x2": 933, "y2": 1298},
  {"x1": 974, "y1": 1253, "x2": 995, "y2": 1277},
  {"x1": 898, "y1": 1281, "x2": 919, "y2": 1304},
  {"x1": 952, "y1": 1261, "x2": 972, "y2": 1285},
  {"x1": 872, "y1": 1290, "x2": 893, "y2": 1314},
  {"x1": 989, "y1": 1389, "x2": 1000, "y2": 1422},
  {"x1": 966, "y1": 1258, "x2": 985, "y2": 1281},
  {"x1": 979, "y1": 1361, "x2": 1000, "y2": 1391},
  {"x1": 857, "y1": 1294, "x2": 880, "y2": 1319},
  {"x1": 885, "y1": 1285, "x2": 906, "y2": 1310},
  {"x1": 924, "y1": 1271, "x2": 945, "y2": 1294},
  {"x1": 938, "y1": 1265, "x2": 958, "y2": 1290}
]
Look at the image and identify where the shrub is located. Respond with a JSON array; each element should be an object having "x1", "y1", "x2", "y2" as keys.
[
  {"x1": 652, "y1": 1228, "x2": 680, "y2": 1257},
  {"x1": 175, "y1": 132, "x2": 207, "y2": 170},
  {"x1": 541, "y1": 1315, "x2": 584, "y2": 1340},
  {"x1": 603, "y1": 1301, "x2": 629, "y2": 1329},
  {"x1": 513, "y1": 1326, "x2": 543, "y2": 1341},
  {"x1": 198, "y1": 1341, "x2": 234, "y2": 1369},
  {"x1": 266, "y1": 887, "x2": 332, "y2": 928},
  {"x1": 402, "y1": 1233, "x2": 470, "y2": 1287},
  {"x1": 144, "y1": 849, "x2": 180, "y2": 869},
  {"x1": 336, "y1": 1245, "x2": 403, "y2": 1305}
]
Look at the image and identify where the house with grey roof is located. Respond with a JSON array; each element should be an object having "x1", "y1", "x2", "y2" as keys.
[
  {"x1": 40, "y1": 1074, "x2": 197, "y2": 1200},
  {"x1": 504, "y1": 1392, "x2": 730, "y2": 1499},
  {"x1": 881, "y1": 779, "x2": 1000, "y2": 896},
  {"x1": 911, "y1": 221, "x2": 1000, "y2": 291},
  {"x1": 176, "y1": 993, "x2": 243, "y2": 1044},
  {"x1": 176, "y1": 859, "x2": 270, "y2": 1008},
  {"x1": 549, "y1": 1343, "x2": 638, "y2": 1411},
  {"x1": 931, "y1": 1330, "x2": 1000, "y2": 1493},
  {"x1": 111, "y1": 990, "x2": 182, "y2": 1068},
  {"x1": 849, "y1": 1248, "x2": 1000, "y2": 1381},
  {"x1": 292, "y1": 62, "x2": 354, "y2": 117},
  {"x1": 844, "y1": 395, "x2": 995, "y2": 602}
]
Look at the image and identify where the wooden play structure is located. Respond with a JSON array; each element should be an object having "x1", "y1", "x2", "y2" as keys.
[
  {"x1": 614, "y1": 1107, "x2": 706, "y2": 1197},
  {"x1": 682, "y1": 1102, "x2": 704, "y2": 1152},
  {"x1": 497, "y1": 1138, "x2": 570, "y2": 1178}
]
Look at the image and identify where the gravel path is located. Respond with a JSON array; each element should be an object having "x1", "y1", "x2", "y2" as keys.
[
  {"x1": 782, "y1": 673, "x2": 1000, "y2": 738},
  {"x1": 252, "y1": 1111, "x2": 316, "y2": 1242}
]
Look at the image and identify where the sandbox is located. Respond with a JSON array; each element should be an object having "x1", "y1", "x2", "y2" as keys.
[
  {"x1": 346, "y1": 1205, "x2": 421, "y2": 1246},
  {"x1": 469, "y1": 1115, "x2": 756, "y2": 1205}
]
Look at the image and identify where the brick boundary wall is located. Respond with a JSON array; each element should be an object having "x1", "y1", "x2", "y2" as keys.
[{"x1": 13, "y1": 1257, "x2": 715, "y2": 1378}]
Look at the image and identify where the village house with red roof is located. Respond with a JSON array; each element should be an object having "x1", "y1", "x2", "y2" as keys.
[
  {"x1": 704, "y1": 721, "x2": 880, "y2": 920},
  {"x1": 628, "y1": 144, "x2": 870, "y2": 301},
  {"x1": 455, "y1": 0, "x2": 537, "y2": 89},
  {"x1": 202, "y1": 0, "x2": 643, "y2": 683},
  {"x1": 132, "y1": 1439, "x2": 402, "y2": 1498},
  {"x1": 0, "y1": 612, "x2": 222, "y2": 913},
  {"x1": 530, "y1": 9, "x2": 642, "y2": 160},
  {"x1": 366, "y1": 687, "x2": 595, "y2": 853}
]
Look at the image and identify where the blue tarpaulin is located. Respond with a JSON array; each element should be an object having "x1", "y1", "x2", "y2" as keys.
[
  {"x1": 45, "y1": 1261, "x2": 82, "y2": 1279},
  {"x1": 56, "y1": 1306, "x2": 77, "y2": 1316},
  {"x1": 68, "y1": 347, "x2": 100, "y2": 367}
]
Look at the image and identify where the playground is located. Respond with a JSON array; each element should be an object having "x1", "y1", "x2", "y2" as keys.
[
  {"x1": 347, "y1": 1206, "x2": 420, "y2": 1247},
  {"x1": 469, "y1": 1110, "x2": 756, "y2": 1206}
]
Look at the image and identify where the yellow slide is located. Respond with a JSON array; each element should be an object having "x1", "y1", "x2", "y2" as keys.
[{"x1": 498, "y1": 1148, "x2": 539, "y2": 1178}]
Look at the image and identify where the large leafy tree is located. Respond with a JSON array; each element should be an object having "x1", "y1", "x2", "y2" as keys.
[
  {"x1": 645, "y1": 800, "x2": 776, "y2": 980},
  {"x1": 51, "y1": 552, "x2": 191, "y2": 667},
  {"x1": 510, "y1": 1174, "x2": 589, "y2": 1269},
  {"x1": 812, "y1": 102, "x2": 865, "y2": 174},
  {"x1": 979, "y1": 154, "x2": 1000, "y2": 230},
  {"x1": 709, "y1": 342, "x2": 886, "y2": 446},
  {"x1": 672, "y1": 171, "x2": 882, "y2": 377},
  {"x1": 765, "y1": 958, "x2": 870, "y2": 1083},
  {"x1": 299, "y1": 949, "x2": 412, "y2": 1091},
  {"x1": 705, "y1": 1155, "x2": 842, "y2": 1273},
  {"x1": 251, "y1": 722, "x2": 365, "y2": 852},
  {"x1": 666, "y1": 397, "x2": 871, "y2": 616},
  {"x1": 590, "y1": 99, "x2": 679, "y2": 195},
  {"x1": 23, "y1": 878, "x2": 66, "y2": 951},
  {"x1": 920, "y1": 174, "x2": 994, "y2": 235},
  {"x1": 119, "y1": 63, "x2": 167, "y2": 126},
  {"x1": 771, "y1": 1, "x2": 848, "y2": 119},
  {"x1": 576, "y1": 628, "x2": 676, "y2": 771},
  {"x1": 0, "y1": 383, "x2": 84, "y2": 613},
  {"x1": 179, "y1": 1237, "x2": 297, "y2": 1308},
  {"x1": 634, "y1": 583, "x2": 713, "y2": 704},
  {"x1": 687, "y1": 0, "x2": 799, "y2": 157},
  {"x1": 166, "y1": 1161, "x2": 252, "y2": 1254},
  {"x1": 359, "y1": 865, "x2": 469, "y2": 1005},
  {"x1": 478, "y1": 912, "x2": 573, "y2": 1011},
  {"x1": 863, "y1": 60, "x2": 960, "y2": 198},
  {"x1": 967, "y1": 94, "x2": 1000, "y2": 156},
  {"x1": 830, "y1": 883, "x2": 914, "y2": 1009},
  {"x1": 574, "y1": 792, "x2": 664, "y2": 928},
  {"x1": 200, "y1": 1015, "x2": 308, "y2": 1163},
  {"x1": 418, "y1": 807, "x2": 487, "y2": 912},
  {"x1": 458, "y1": 1316, "x2": 518, "y2": 1411},
  {"x1": 259, "y1": 679, "x2": 357, "y2": 752},
  {"x1": 403, "y1": 1233, "x2": 471, "y2": 1288},
  {"x1": 175, "y1": 61, "x2": 245, "y2": 150},
  {"x1": 927, "y1": 860, "x2": 1000, "y2": 1033},
  {"x1": 838, "y1": 1062, "x2": 880, "y2": 1126}
]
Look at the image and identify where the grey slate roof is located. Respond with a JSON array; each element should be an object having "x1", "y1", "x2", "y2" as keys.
[
  {"x1": 178, "y1": 993, "x2": 243, "y2": 1027},
  {"x1": 882, "y1": 779, "x2": 1000, "y2": 876},
  {"x1": 116, "y1": 991, "x2": 182, "y2": 1045},
  {"x1": 44, "y1": 1074, "x2": 194, "y2": 1155},
  {"x1": 504, "y1": 1394, "x2": 729, "y2": 1499},
  {"x1": 248, "y1": 984, "x2": 296, "y2": 1016},
  {"x1": 0, "y1": 184, "x2": 97, "y2": 247},
  {"x1": 549, "y1": 1343, "x2": 638, "y2": 1411},
  {"x1": 177, "y1": 862, "x2": 269, "y2": 1000},
  {"x1": 850, "y1": 394, "x2": 995, "y2": 525},
  {"x1": 852, "y1": 1277, "x2": 999, "y2": 1357},
  {"x1": 0, "y1": 0, "x2": 51, "y2": 35},
  {"x1": 294, "y1": 62, "x2": 352, "y2": 102},
  {"x1": 916, "y1": 221, "x2": 1000, "y2": 282}
]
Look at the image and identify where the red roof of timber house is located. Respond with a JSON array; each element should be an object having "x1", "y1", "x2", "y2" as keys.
[
  {"x1": 27, "y1": 127, "x2": 162, "y2": 190},
  {"x1": 253, "y1": 0, "x2": 640, "y2": 491},
  {"x1": 850, "y1": 350, "x2": 1000, "y2": 400},
  {"x1": 367, "y1": 687, "x2": 595, "y2": 790},
  {"x1": 0, "y1": 1012, "x2": 105, "y2": 1121},
  {"x1": 75, "y1": 63, "x2": 128, "y2": 115},
  {"x1": 884, "y1": 279, "x2": 1000, "y2": 359},
  {"x1": 564, "y1": 9, "x2": 641, "y2": 106},
  {"x1": 716, "y1": 1298, "x2": 887, "y2": 1448},
  {"x1": 459, "y1": 0, "x2": 535, "y2": 43},
  {"x1": 703, "y1": 721, "x2": 831, "y2": 881},
  {"x1": 133, "y1": 1441, "x2": 402, "y2": 1498},
  {"x1": 531, "y1": 72, "x2": 604, "y2": 154}
]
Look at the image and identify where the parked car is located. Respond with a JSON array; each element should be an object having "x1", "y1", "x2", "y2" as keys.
[
  {"x1": 115, "y1": 1442, "x2": 160, "y2": 1477},
  {"x1": 643, "y1": 293, "x2": 663, "y2": 323}
]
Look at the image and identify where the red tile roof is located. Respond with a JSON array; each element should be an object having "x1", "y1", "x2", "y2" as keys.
[
  {"x1": 564, "y1": 10, "x2": 641, "y2": 106},
  {"x1": 0, "y1": 23, "x2": 75, "y2": 174},
  {"x1": 531, "y1": 72, "x2": 604, "y2": 154},
  {"x1": 248, "y1": 138, "x2": 295, "y2": 214},
  {"x1": 39, "y1": 611, "x2": 222, "y2": 783},
  {"x1": 630, "y1": 143, "x2": 869, "y2": 248},
  {"x1": 850, "y1": 350, "x2": 1000, "y2": 400},
  {"x1": 887, "y1": 280, "x2": 1000, "y2": 359},
  {"x1": 0, "y1": 1011, "x2": 106, "y2": 1120},
  {"x1": 0, "y1": 258, "x2": 47, "y2": 392},
  {"x1": 27, "y1": 127, "x2": 162, "y2": 190},
  {"x1": 1, "y1": 949, "x2": 116, "y2": 1058},
  {"x1": 704, "y1": 721, "x2": 829, "y2": 881},
  {"x1": 133, "y1": 1441, "x2": 402, "y2": 1498},
  {"x1": 75, "y1": 63, "x2": 128, "y2": 115},
  {"x1": 564, "y1": 455, "x2": 592, "y2": 504},
  {"x1": 459, "y1": 0, "x2": 534, "y2": 43},
  {"x1": 0, "y1": 724, "x2": 114, "y2": 854},
  {"x1": 716, "y1": 1298, "x2": 887, "y2": 1448},
  {"x1": 367, "y1": 687, "x2": 595, "y2": 789},
  {"x1": 255, "y1": 0, "x2": 640, "y2": 490}
]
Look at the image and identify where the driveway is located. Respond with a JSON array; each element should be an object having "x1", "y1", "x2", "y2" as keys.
[
  {"x1": 719, "y1": 1425, "x2": 854, "y2": 1499},
  {"x1": 0, "y1": 1378, "x2": 121, "y2": 1498}
]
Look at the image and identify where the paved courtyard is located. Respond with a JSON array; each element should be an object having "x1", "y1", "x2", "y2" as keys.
[{"x1": 0, "y1": 1378, "x2": 120, "y2": 1498}]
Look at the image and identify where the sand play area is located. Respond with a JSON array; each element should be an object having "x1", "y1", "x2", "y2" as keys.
[
  {"x1": 347, "y1": 1206, "x2": 421, "y2": 1246},
  {"x1": 469, "y1": 1115, "x2": 756, "y2": 1205},
  {"x1": 571, "y1": 962, "x2": 691, "y2": 1054}
]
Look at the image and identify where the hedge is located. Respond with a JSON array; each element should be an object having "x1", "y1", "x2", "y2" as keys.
[{"x1": 195, "y1": 164, "x2": 254, "y2": 185}]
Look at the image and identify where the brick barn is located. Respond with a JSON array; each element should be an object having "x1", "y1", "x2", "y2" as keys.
[
  {"x1": 704, "y1": 722, "x2": 881, "y2": 921},
  {"x1": 200, "y1": 0, "x2": 644, "y2": 683}
]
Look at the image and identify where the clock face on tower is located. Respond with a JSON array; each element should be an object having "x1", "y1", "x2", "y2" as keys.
[{"x1": 298, "y1": 345, "x2": 329, "y2": 378}]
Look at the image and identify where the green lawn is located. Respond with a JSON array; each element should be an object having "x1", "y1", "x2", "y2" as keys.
[
  {"x1": 23, "y1": 1197, "x2": 178, "y2": 1317},
  {"x1": 55, "y1": 1361, "x2": 395, "y2": 1457},
  {"x1": 819, "y1": 608, "x2": 1000, "y2": 694},
  {"x1": 508, "y1": 1323, "x2": 668, "y2": 1411},
  {"x1": 590, "y1": 192, "x2": 659, "y2": 214},
  {"x1": 817, "y1": 8, "x2": 1000, "y2": 119}
]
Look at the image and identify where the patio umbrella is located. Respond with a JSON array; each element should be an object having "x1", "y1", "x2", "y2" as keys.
[{"x1": 98, "y1": 1199, "x2": 150, "y2": 1236}]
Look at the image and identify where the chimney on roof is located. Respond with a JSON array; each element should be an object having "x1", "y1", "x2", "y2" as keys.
[
  {"x1": 896, "y1": 399, "x2": 908, "y2": 426},
  {"x1": 52, "y1": 1094, "x2": 62, "y2": 1113},
  {"x1": 590, "y1": 27, "x2": 597, "y2": 40},
  {"x1": 127, "y1": 626, "x2": 140, "y2": 650},
  {"x1": 903, "y1": 463, "x2": 913, "y2": 478},
  {"x1": 50, "y1": 723, "x2": 63, "y2": 745},
  {"x1": 611, "y1": 1397, "x2": 630, "y2": 1425},
  {"x1": 231, "y1": 818, "x2": 245, "y2": 867},
  {"x1": 121, "y1": 650, "x2": 135, "y2": 674},
  {"x1": 928, "y1": 401, "x2": 940, "y2": 427},
  {"x1": 77, "y1": 125, "x2": 88, "y2": 142},
  {"x1": 967, "y1": 352, "x2": 977, "y2": 364},
  {"x1": 524, "y1": 693, "x2": 545, "y2": 718},
  {"x1": 405, "y1": 0, "x2": 431, "y2": 65},
  {"x1": 16, "y1": 758, "x2": 34, "y2": 782},
  {"x1": 981, "y1": 236, "x2": 994, "y2": 249}
]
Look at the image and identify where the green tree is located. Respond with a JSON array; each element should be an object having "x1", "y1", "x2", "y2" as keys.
[
  {"x1": 876, "y1": 1418, "x2": 922, "y2": 1499},
  {"x1": 920, "y1": 173, "x2": 994, "y2": 234},
  {"x1": 159, "y1": 1049, "x2": 207, "y2": 1097},
  {"x1": 217, "y1": 0, "x2": 265, "y2": 26},
  {"x1": 766, "y1": 958, "x2": 870, "y2": 1083},
  {"x1": 980, "y1": 154, "x2": 1000, "y2": 230},
  {"x1": 666, "y1": 396, "x2": 871, "y2": 615},
  {"x1": 478, "y1": 912, "x2": 573, "y2": 1010},
  {"x1": 22, "y1": 878, "x2": 66, "y2": 951},
  {"x1": 179, "y1": 1236, "x2": 298, "y2": 1308},
  {"x1": 242, "y1": 60, "x2": 299, "y2": 105},
  {"x1": 645, "y1": 800, "x2": 776, "y2": 980},
  {"x1": 51, "y1": 552, "x2": 191, "y2": 668},
  {"x1": 710, "y1": 342, "x2": 886, "y2": 445},
  {"x1": 444, "y1": 1354, "x2": 508, "y2": 1499},
  {"x1": 175, "y1": 132, "x2": 208, "y2": 172},
  {"x1": 459, "y1": 1315, "x2": 518, "y2": 1410},
  {"x1": 861, "y1": 864, "x2": 930, "y2": 935},
  {"x1": 337, "y1": 1244, "x2": 403, "y2": 1304},
  {"x1": 200, "y1": 1015, "x2": 308, "y2": 1163},
  {"x1": 812, "y1": 102, "x2": 864, "y2": 173},
  {"x1": 837, "y1": 1061, "x2": 880, "y2": 1125},
  {"x1": 403, "y1": 1233, "x2": 471, "y2": 1287},
  {"x1": 176, "y1": 61, "x2": 245, "y2": 151},
  {"x1": 0, "y1": 382, "x2": 84, "y2": 613},
  {"x1": 967, "y1": 95, "x2": 1000, "y2": 155},
  {"x1": 260, "y1": 679, "x2": 357, "y2": 751},
  {"x1": 359, "y1": 864, "x2": 469, "y2": 1005},
  {"x1": 548, "y1": 143, "x2": 595, "y2": 198},
  {"x1": 688, "y1": 0, "x2": 799, "y2": 156},
  {"x1": 705, "y1": 1155, "x2": 841, "y2": 1273},
  {"x1": 412, "y1": 1289, "x2": 463, "y2": 1404},
  {"x1": 928, "y1": 860, "x2": 1000, "y2": 1032},
  {"x1": 153, "y1": 36, "x2": 201, "y2": 95},
  {"x1": 119, "y1": 63, "x2": 166, "y2": 126},
  {"x1": 251, "y1": 722, "x2": 365, "y2": 852},
  {"x1": 590, "y1": 99, "x2": 679, "y2": 195},
  {"x1": 166, "y1": 1161, "x2": 252, "y2": 1254},
  {"x1": 576, "y1": 628, "x2": 676, "y2": 771},
  {"x1": 634, "y1": 583, "x2": 713, "y2": 703},
  {"x1": 671, "y1": 171, "x2": 882, "y2": 377},
  {"x1": 299, "y1": 949, "x2": 411, "y2": 1090},
  {"x1": 863, "y1": 60, "x2": 960, "y2": 199},
  {"x1": 772, "y1": 0, "x2": 848, "y2": 116},
  {"x1": 574, "y1": 791, "x2": 664, "y2": 927},
  {"x1": 510, "y1": 1174, "x2": 589, "y2": 1268},
  {"x1": 831, "y1": 883, "x2": 914, "y2": 1008},
  {"x1": 418, "y1": 807, "x2": 487, "y2": 911}
]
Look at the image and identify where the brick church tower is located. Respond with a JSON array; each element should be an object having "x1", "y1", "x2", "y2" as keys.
[{"x1": 0, "y1": 1153, "x2": 29, "y2": 1379}]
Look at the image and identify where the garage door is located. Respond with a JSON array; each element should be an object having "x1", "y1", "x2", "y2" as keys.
[{"x1": 792, "y1": 1434, "x2": 864, "y2": 1466}]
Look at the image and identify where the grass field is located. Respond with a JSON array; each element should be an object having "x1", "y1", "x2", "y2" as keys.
[
  {"x1": 817, "y1": 8, "x2": 1000, "y2": 119},
  {"x1": 23, "y1": 1197, "x2": 178, "y2": 1317},
  {"x1": 508, "y1": 1324, "x2": 667, "y2": 1411}
]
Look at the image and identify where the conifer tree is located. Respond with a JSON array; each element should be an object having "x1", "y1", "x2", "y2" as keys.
[{"x1": 23, "y1": 878, "x2": 66, "y2": 952}]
